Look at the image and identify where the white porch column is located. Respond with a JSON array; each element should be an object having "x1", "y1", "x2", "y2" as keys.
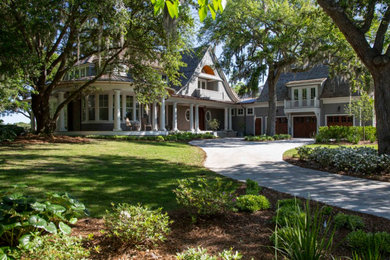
[
  {"x1": 228, "y1": 108, "x2": 233, "y2": 130},
  {"x1": 121, "y1": 94, "x2": 126, "y2": 121},
  {"x1": 195, "y1": 104, "x2": 200, "y2": 132},
  {"x1": 132, "y1": 95, "x2": 137, "y2": 121},
  {"x1": 58, "y1": 92, "x2": 66, "y2": 131},
  {"x1": 173, "y1": 102, "x2": 178, "y2": 131},
  {"x1": 224, "y1": 108, "x2": 228, "y2": 130},
  {"x1": 159, "y1": 97, "x2": 166, "y2": 131},
  {"x1": 315, "y1": 111, "x2": 321, "y2": 133},
  {"x1": 152, "y1": 102, "x2": 158, "y2": 131},
  {"x1": 287, "y1": 113, "x2": 293, "y2": 135},
  {"x1": 189, "y1": 104, "x2": 194, "y2": 132},
  {"x1": 113, "y1": 90, "x2": 122, "y2": 131}
]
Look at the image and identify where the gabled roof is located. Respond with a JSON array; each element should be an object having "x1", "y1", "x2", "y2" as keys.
[
  {"x1": 257, "y1": 65, "x2": 356, "y2": 102},
  {"x1": 258, "y1": 65, "x2": 329, "y2": 102},
  {"x1": 172, "y1": 46, "x2": 209, "y2": 92}
]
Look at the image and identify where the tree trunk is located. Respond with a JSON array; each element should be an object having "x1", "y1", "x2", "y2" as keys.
[
  {"x1": 266, "y1": 70, "x2": 277, "y2": 136},
  {"x1": 31, "y1": 92, "x2": 57, "y2": 135},
  {"x1": 372, "y1": 68, "x2": 390, "y2": 155}
]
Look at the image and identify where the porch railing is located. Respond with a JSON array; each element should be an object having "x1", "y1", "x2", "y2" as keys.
[{"x1": 284, "y1": 98, "x2": 320, "y2": 109}]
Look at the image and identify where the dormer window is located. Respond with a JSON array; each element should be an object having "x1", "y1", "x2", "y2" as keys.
[
  {"x1": 198, "y1": 79, "x2": 207, "y2": 89},
  {"x1": 63, "y1": 67, "x2": 88, "y2": 81}
]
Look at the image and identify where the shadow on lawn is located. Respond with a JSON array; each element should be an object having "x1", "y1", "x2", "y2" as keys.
[{"x1": 0, "y1": 147, "x2": 216, "y2": 217}]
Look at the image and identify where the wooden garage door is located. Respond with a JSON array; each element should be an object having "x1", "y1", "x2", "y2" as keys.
[
  {"x1": 276, "y1": 117, "x2": 288, "y2": 134},
  {"x1": 327, "y1": 115, "x2": 353, "y2": 127},
  {"x1": 293, "y1": 116, "x2": 317, "y2": 138},
  {"x1": 255, "y1": 118, "x2": 262, "y2": 135}
]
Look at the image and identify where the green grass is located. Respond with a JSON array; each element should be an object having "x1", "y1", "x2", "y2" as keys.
[
  {"x1": 0, "y1": 140, "x2": 221, "y2": 217},
  {"x1": 283, "y1": 143, "x2": 378, "y2": 159}
]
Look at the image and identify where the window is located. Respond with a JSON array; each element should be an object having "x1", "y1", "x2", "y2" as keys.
[
  {"x1": 247, "y1": 108, "x2": 254, "y2": 115},
  {"x1": 198, "y1": 79, "x2": 207, "y2": 89},
  {"x1": 237, "y1": 108, "x2": 244, "y2": 116},
  {"x1": 310, "y1": 87, "x2": 316, "y2": 99},
  {"x1": 125, "y1": 96, "x2": 134, "y2": 120},
  {"x1": 302, "y1": 88, "x2": 307, "y2": 100},
  {"x1": 294, "y1": 89, "x2": 299, "y2": 100},
  {"x1": 87, "y1": 95, "x2": 95, "y2": 121},
  {"x1": 99, "y1": 95, "x2": 109, "y2": 120},
  {"x1": 206, "y1": 111, "x2": 212, "y2": 121},
  {"x1": 81, "y1": 67, "x2": 86, "y2": 78},
  {"x1": 231, "y1": 108, "x2": 236, "y2": 116},
  {"x1": 81, "y1": 98, "x2": 86, "y2": 121},
  {"x1": 185, "y1": 109, "x2": 190, "y2": 121}
]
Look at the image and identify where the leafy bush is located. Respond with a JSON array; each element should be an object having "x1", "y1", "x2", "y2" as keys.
[
  {"x1": 273, "y1": 204, "x2": 306, "y2": 227},
  {"x1": 272, "y1": 201, "x2": 335, "y2": 260},
  {"x1": 104, "y1": 203, "x2": 171, "y2": 248},
  {"x1": 245, "y1": 179, "x2": 261, "y2": 195},
  {"x1": 0, "y1": 125, "x2": 25, "y2": 142},
  {"x1": 0, "y1": 187, "x2": 86, "y2": 247},
  {"x1": 208, "y1": 119, "x2": 220, "y2": 131},
  {"x1": 156, "y1": 135, "x2": 165, "y2": 142},
  {"x1": 315, "y1": 126, "x2": 376, "y2": 143},
  {"x1": 273, "y1": 134, "x2": 292, "y2": 140},
  {"x1": 173, "y1": 177, "x2": 236, "y2": 216},
  {"x1": 176, "y1": 247, "x2": 242, "y2": 260},
  {"x1": 244, "y1": 135, "x2": 274, "y2": 141},
  {"x1": 321, "y1": 206, "x2": 333, "y2": 216},
  {"x1": 347, "y1": 230, "x2": 390, "y2": 258},
  {"x1": 297, "y1": 146, "x2": 390, "y2": 174},
  {"x1": 334, "y1": 213, "x2": 364, "y2": 231},
  {"x1": 276, "y1": 198, "x2": 303, "y2": 208},
  {"x1": 12, "y1": 233, "x2": 89, "y2": 260},
  {"x1": 235, "y1": 195, "x2": 270, "y2": 213}
]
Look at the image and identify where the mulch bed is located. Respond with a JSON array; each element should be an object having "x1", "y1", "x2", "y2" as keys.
[
  {"x1": 2, "y1": 134, "x2": 91, "y2": 145},
  {"x1": 284, "y1": 156, "x2": 390, "y2": 183},
  {"x1": 71, "y1": 185, "x2": 390, "y2": 260}
]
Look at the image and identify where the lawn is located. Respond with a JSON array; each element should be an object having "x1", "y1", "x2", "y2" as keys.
[
  {"x1": 283, "y1": 143, "x2": 378, "y2": 159},
  {"x1": 0, "y1": 140, "x2": 220, "y2": 217}
]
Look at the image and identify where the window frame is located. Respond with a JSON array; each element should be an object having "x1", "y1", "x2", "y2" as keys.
[{"x1": 237, "y1": 108, "x2": 244, "y2": 116}]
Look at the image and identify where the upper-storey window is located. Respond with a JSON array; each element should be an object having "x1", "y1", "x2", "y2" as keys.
[
  {"x1": 292, "y1": 86, "x2": 317, "y2": 101},
  {"x1": 63, "y1": 67, "x2": 88, "y2": 81},
  {"x1": 198, "y1": 79, "x2": 207, "y2": 89}
]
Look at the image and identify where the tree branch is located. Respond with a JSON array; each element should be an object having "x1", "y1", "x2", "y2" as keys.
[
  {"x1": 360, "y1": 1, "x2": 376, "y2": 34},
  {"x1": 373, "y1": 6, "x2": 390, "y2": 53}
]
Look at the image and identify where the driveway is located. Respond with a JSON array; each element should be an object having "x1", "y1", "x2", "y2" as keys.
[{"x1": 190, "y1": 138, "x2": 390, "y2": 220}]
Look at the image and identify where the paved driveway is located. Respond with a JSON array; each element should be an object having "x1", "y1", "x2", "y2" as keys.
[{"x1": 190, "y1": 138, "x2": 390, "y2": 220}]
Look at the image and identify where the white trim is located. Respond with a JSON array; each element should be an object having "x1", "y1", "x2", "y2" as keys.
[
  {"x1": 325, "y1": 114, "x2": 355, "y2": 126},
  {"x1": 286, "y1": 78, "x2": 327, "y2": 87},
  {"x1": 322, "y1": 96, "x2": 358, "y2": 104},
  {"x1": 185, "y1": 108, "x2": 190, "y2": 121}
]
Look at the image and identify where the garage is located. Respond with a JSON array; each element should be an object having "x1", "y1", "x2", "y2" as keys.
[
  {"x1": 293, "y1": 116, "x2": 317, "y2": 138},
  {"x1": 327, "y1": 115, "x2": 353, "y2": 127},
  {"x1": 275, "y1": 117, "x2": 288, "y2": 134}
]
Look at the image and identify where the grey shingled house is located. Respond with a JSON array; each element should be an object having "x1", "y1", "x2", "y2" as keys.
[{"x1": 52, "y1": 47, "x2": 364, "y2": 138}]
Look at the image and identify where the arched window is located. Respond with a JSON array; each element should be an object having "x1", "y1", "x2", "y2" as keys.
[
  {"x1": 201, "y1": 65, "x2": 215, "y2": 75},
  {"x1": 205, "y1": 111, "x2": 212, "y2": 121},
  {"x1": 185, "y1": 109, "x2": 190, "y2": 121}
]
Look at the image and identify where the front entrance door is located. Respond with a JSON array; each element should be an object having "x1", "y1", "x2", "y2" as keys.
[
  {"x1": 293, "y1": 116, "x2": 317, "y2": 138},
  {"x1": 275, "y1": 117, "x2": 288, "y2": 134},
  {"x1": 255, "y1": 118, "x2": 262, "y2": 135},
  {"x1": 199, "y1": 107, "x2": 205, "y2": 130}
]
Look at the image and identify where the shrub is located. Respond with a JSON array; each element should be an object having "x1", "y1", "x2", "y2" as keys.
[
  {"x1": 315, "y1": 126, "x2": 376, "y2": 143},
  {"x1": 12, "y1": 233, "x2": 89, "y2": 260},
  {"x1": 321, "y1": 206, "x2": 333, "y2": 216},
  {"x1": 173, "y1": 177, "x2": 236, "y2": 216},
  {"x1": 276, "y1": 198, "x2": 303, "y2": 208},
  {"x1": 347, "y1": 230, "x2": 390, "y2": 256},
  {"x1": 156, "y1": 135, "x2": 165, "y2": 142},
  {"x1": 272, "y1": 201, "x2": 335, "y2": 260},
  {"x1": 245, "y1": 179, "x2": 261, "y2": 195},
  {"x1": 334, "y1": 213, "x2": 364, "y2": 231},
  {"x1": 208, "y1": 119, "x2": 220, "y2": 131},
  {"x1": 0, "y1": 125, "x2": 25, "y2": 142},
  {"x1": 297, "y1": 146, "x2": 390, "y2": 174},
  {"x1": 0, "y1": 187, "x2": 86, "y2": 247},
  {"x1": 273, "y1": 204, "x2": 306, "y2": 227},
  {"x1": 235, "y1": 195, "x2": 270, "y2": 213},
  {"x1": 104, "y1": 203, "x2": 171, "y2": 248},
  {"x1": 273, "y1": 134, "x2": 292, "y2": 140},
  {"x1": 176, "y1": 247, "x2": 242, "y2": 260},
  {"x1": 244, "y1": 135, "x2": 275, "y2": 142}
]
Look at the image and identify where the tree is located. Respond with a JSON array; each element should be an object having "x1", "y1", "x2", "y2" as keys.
[
  {"x1": 0, "y1": 0, "x2": 193, "y2": 134},
  {"x1": 200, "y1": 0, "x2": 341, "y2": 135},
  {"x1": 346, "y1": 92, "x2": 374, "y2": 140},
  {"x1": 316, "y1": 0, "x2": 390, "y2": 154}
]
